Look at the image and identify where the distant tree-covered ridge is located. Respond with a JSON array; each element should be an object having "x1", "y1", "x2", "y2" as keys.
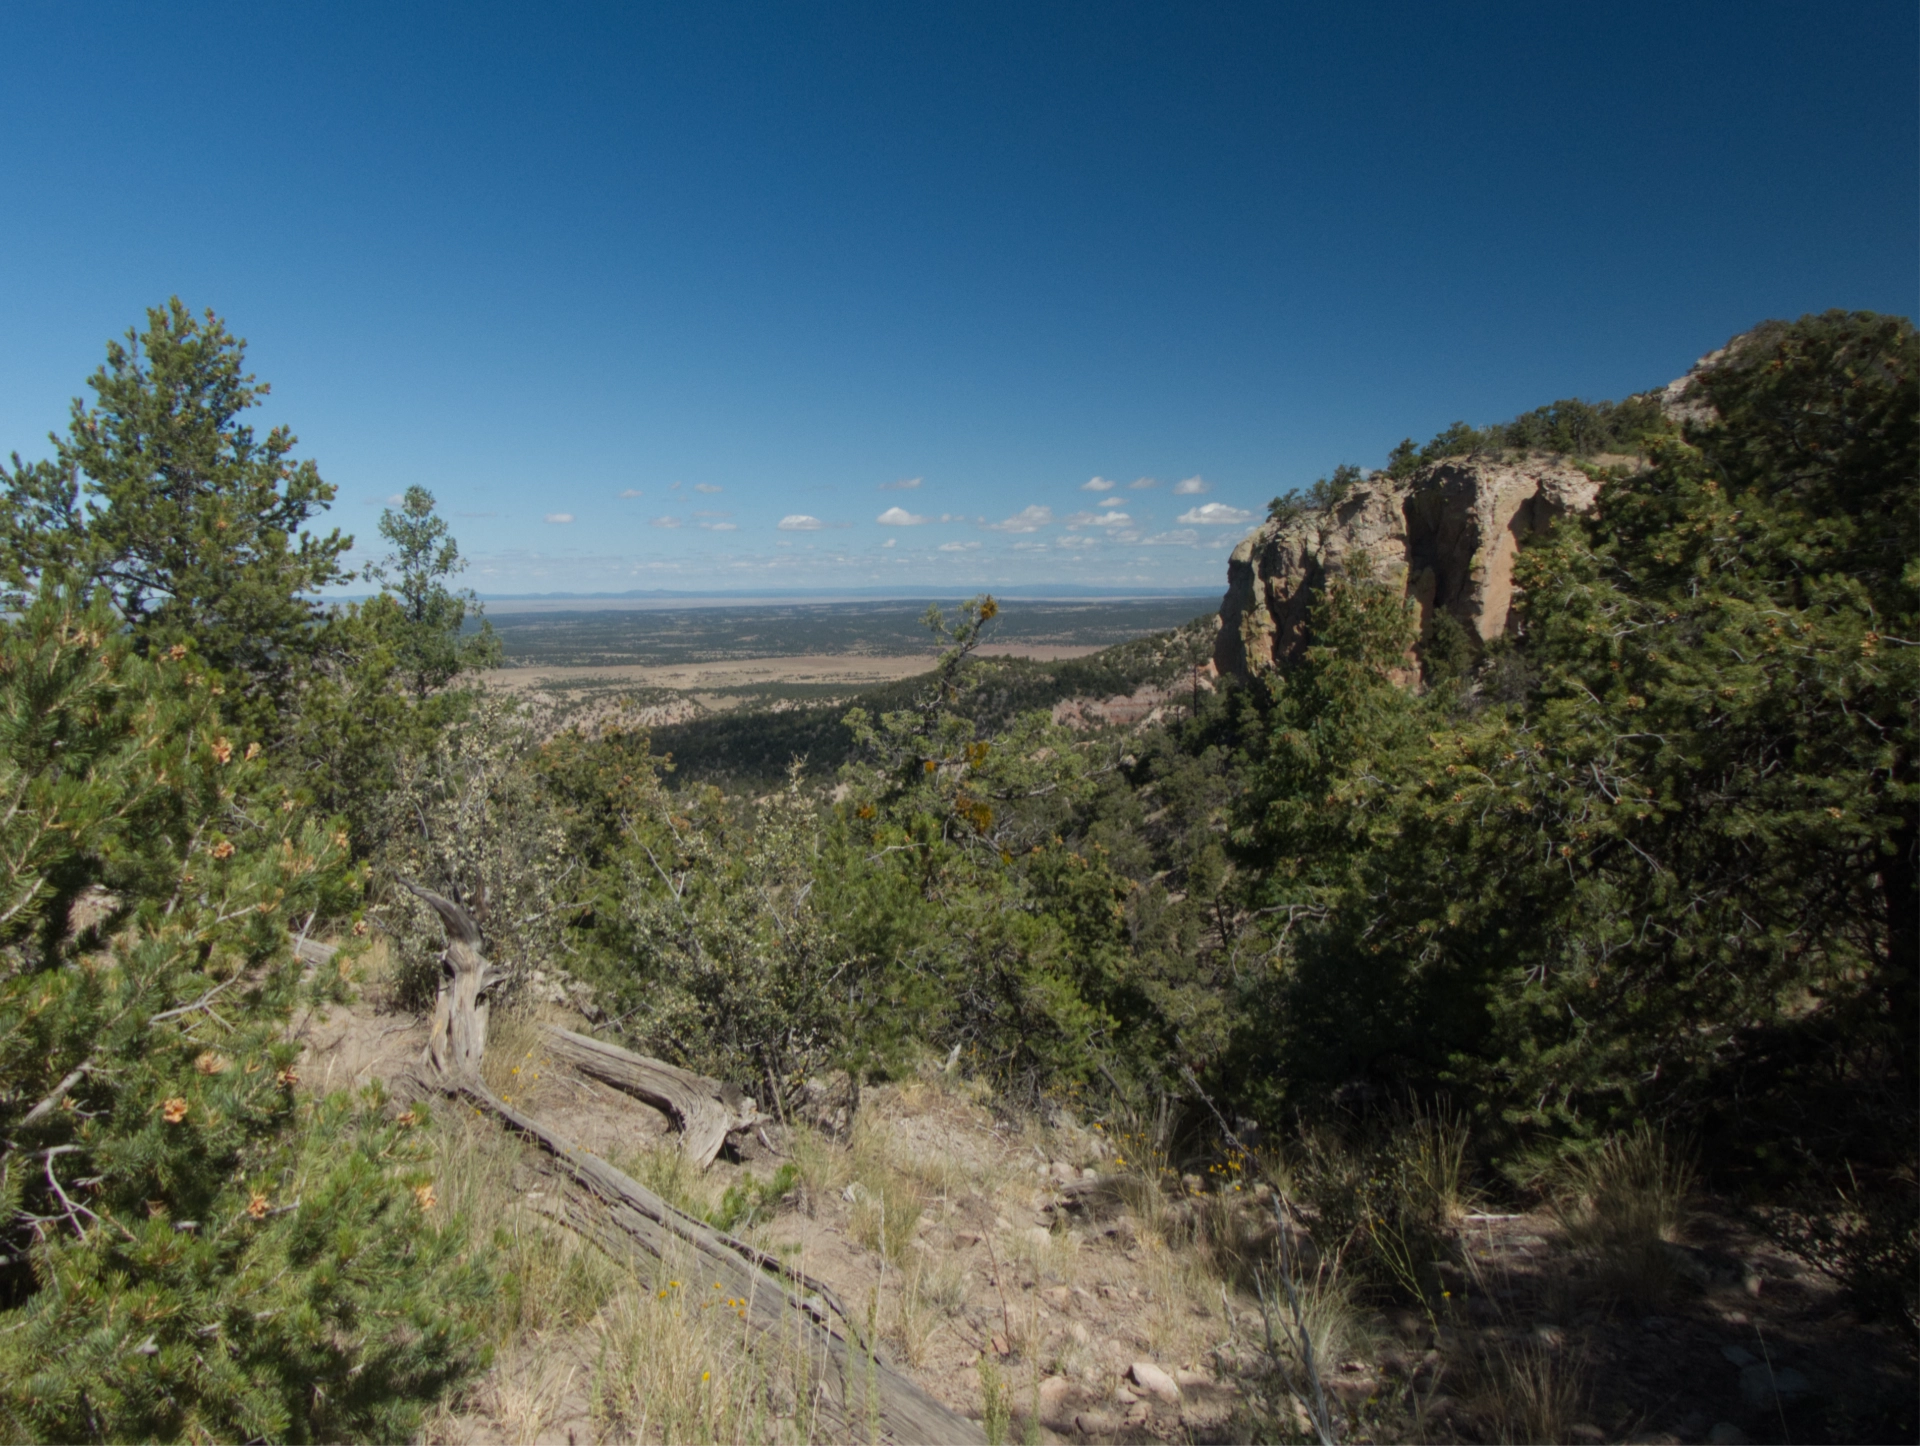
[{"x1": 644, "y1": 614, "x2": 1218, "y2": 788}]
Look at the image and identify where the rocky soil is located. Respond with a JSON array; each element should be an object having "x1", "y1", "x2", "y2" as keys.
[{"x1": 291, "y1": 986, "x2": 1916, "y2": 1445}]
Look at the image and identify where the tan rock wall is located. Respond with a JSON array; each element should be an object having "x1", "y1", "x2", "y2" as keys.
[{"x1": 1213, "y1": 455, "x2": 1598, "y2": 678}]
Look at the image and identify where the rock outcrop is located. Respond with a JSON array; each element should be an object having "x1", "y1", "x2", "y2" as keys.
[
  {"x1": 1210, "y1": 330, "x2": 1761, "y2": 681},
  {"x1": 1213, "y1": 455, "x2": 1600, "y2": 678}
]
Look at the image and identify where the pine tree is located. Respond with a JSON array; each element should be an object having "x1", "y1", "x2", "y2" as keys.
[
  {"x1": 0, "y1": 300, "x2": 353, "y2": 739},
  {"x1": 0, "y1": 590, "x2": 491, "y2": 1442},
  {"x1": 362, "y1": 485, "x2": 501, "y2": 700}
]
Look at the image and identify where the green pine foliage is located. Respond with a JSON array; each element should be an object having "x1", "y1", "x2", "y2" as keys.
[
  {"x1": 1380, "y1": 392, "x2": 1672, "y2": 479},
  {"x1": 1229, "y1": 312, "x2": 1917, "y2": 1181},
  {"x1": 0, "y1": 301, "x2": 353, "y2": 741},
  {"x1": 362, "y1": 485, "x2": 502, "y2": 701},
  {"x1": 0, "y1": 587, "x2": 493, "y2": 1432}
]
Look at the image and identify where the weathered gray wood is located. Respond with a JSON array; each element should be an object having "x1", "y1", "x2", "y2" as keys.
[
  {"x1": 402, "y1": 882, "x2": 493, "y2": 1078},
  {"x1": 290, "y1": 935, "x2": 337, "y2": 968},
  {"x1": 454, "y1": 1077, "x2": 984, "y2": 1445},
  {"x1": 388, "y1": 908, "x2": 982, "y2": 1442},
  {"x1": 539, "y1": 1025, "x2": 760, "y2": 1169}
]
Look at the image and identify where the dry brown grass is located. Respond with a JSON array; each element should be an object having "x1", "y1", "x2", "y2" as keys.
[
  {"x1": 588, "y1": 1244, "x2": 829, "y2": 1446},
  {"x1": 1464, "y1": 1340, "x2": 1589, "y2": 1445},
  {"x1": 415, "y1": 1101, "x2": 845, "y2": 1445},
  {"x1": 1550, "y1": 1123, "x2": 1696, "y2": 1303}
]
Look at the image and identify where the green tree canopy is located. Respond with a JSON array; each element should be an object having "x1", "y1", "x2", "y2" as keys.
[
  {"x1": 362, "y1": 485, "x2": 500, "y2": 699},
  {"x1": 0, "y1": 590, "x2": 490, "y2": 1441},
  {"x1": 0, "y1": 300, "x2": 351, "y2": 732}
]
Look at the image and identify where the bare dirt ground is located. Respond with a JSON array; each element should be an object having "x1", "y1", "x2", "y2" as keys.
[{"x1": 291, "y1": 978, "x2": 1918, "y2": 1446}]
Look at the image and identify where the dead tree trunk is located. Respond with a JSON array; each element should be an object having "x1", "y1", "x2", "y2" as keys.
[
  {"x1": 539, "y1": 1025, "x2": 760, "y2": 1168},
  {"x1": 459, "y1": 1078, "x2": 981, "y2": 1443},
  {"x1": 403, "y1": 881, "x2": 496, "y2": 1079}
]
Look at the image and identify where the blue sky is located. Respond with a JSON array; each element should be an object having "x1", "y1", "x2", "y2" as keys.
[{"x1": 1, "y1": 2, "x2": 1913, "y2": 595}]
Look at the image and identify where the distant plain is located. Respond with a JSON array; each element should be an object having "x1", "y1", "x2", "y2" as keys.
[{"x1": 478, "y1": 597, "x2": 1219, "y2": 674}]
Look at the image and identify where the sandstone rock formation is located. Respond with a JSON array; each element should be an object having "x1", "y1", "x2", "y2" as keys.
[{"x1": 1213, "y1": 455, "x2": 1601, "y2": 678}]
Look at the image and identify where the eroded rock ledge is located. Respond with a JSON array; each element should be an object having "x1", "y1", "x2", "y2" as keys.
[{"x1": 1213, "y1": 454, "x2": 1601, "y2": 679}]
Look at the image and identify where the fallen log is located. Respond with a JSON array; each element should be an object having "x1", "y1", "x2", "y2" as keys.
[
  {"x1": 538, "y1": 1024, "x2": 760, "y2": 1169},
  {"x1": 453, "y1": 1076, "x2": 982, "y2": 1443},
  {"x1": 284, "y1": 924, "x2": 762, "y2": 1168},
  {"x1": 396, "y1": 892, "x2": 984, "y2": 1444}
]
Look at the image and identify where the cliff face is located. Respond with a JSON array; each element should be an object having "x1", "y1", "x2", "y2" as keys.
[{"x1": 1213, "y1": 455, "x2": 1600, "y2": 678}]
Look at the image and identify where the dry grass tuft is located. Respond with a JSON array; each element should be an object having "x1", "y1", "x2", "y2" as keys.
[
  {"x1": 1551, "y1": 1123, "x2": 1695, "y2": 1301},
  {"x1": 1395, "y1": 1103, "x2": 1475, "y2": 1226},
  {"x1": 886, "y1": 1253, "x2": 969, "y2": 1367},
  {"x1": 1468, "y1": 1340, "x2": 1589, "y2": 1445},
  {"x1": 589, "y1": 1247, "x2": 822, "y2": 1446},
  {"x1": 846, "y1": 1117, "x2": 928, "y2": 1264}
]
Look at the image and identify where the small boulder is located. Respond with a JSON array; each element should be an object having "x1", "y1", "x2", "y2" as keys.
[
  {"x1": 1129, "y1": 1361, "x2": 1181, "y2": 1403},
  {"x1": 1036, "y1": 1375, "x2": 1076, "y2": 1429}
]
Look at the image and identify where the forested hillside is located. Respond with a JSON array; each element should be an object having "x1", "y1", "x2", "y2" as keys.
[
  {"x1": 646, "y1": 617, "x2": 1216, "y2": 787},
  {"x1": 0, "y1": 302, "x2": 1911, "y2": 1441}
]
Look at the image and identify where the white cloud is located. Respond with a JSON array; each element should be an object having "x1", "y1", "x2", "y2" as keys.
[
  {"x1": 544, "y1": 512, "x2": 575, "y2": 524},
  {"x1": 938, "y1": 540, "x2": 981, "y2": 552},
  {"x1": 1100, "y1": 496, "x2": 1127, "y2": 508},
  {"x1": 699, "y1": 520, "x2": 738, "y2": 531},
  {"x1": 879, "y1": 476, "x2": 922, "y2": 491},
  {"x1": 1065, "y1": 509, "x2": 1131, "y2": 528},
  {"x1": 694, "y1": 482, "x2": 723, "y2": 494},
  {"x1": 650, "y1": 515, "x2": 682, "y2": 528},
  {"x1": 882, "y1": 538, "x2": 896, "y2": 548},
  {"x1": 876, "y1": 506, "x2": 928, "y2": 526},
  {"x1": 618, "y1": 488, "x2": 643, "y2": 498},
  {"x1": 1177, "y1": 502, "x2": 1253, "y2": 525},
  {"x1": 1172, "y1": 475, "x2": 1209, "y2": 495},
  {"x1": 985, "y1": 505, "x2": 1052, "y2": 533},
  {"x1": 1129, "y1": 476, "x2": 1158, "y2": 490},
  {"x1": 1057, "y1": 535, "x2": 1098, "y2": 549},
  {"x1": 384, "y1": 493, "x2": 405, "y2": 506},
  {"x1": 1013, "y1": 541, "x2": 1048, "y2": 552},
  {"x1": 1080, "y1": 476, "x2": 1116, "y2": 492},
  {"x1": 778, "y1": 514, "x2": 825, "y2": 531},
  {"x1": 1140, "y1": 529, "x2": 1200, "y2": 546}
]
